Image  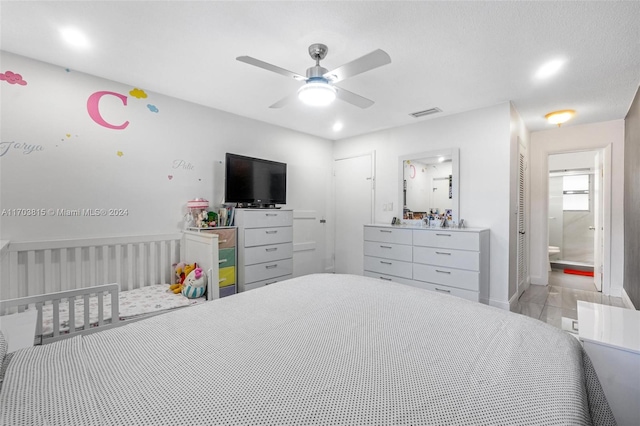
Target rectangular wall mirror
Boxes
[398,148,459,225]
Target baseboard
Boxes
[621,288,636,310]
[487,298,510,311]
[530,274,548,286]
[508,287,526,311]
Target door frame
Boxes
[333,151,376,273]
[544,146,611,294]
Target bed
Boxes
[0,274,615,425]
[0,231,220,343]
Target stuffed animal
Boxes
[170,262,197,294]
[182,267,207,299]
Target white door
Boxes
[334,153,374,275]
[593,150,603,291]
[517,141,527,295]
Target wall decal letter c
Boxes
[87,91,129,130]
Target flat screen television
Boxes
[225,153,287,207]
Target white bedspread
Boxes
[0,274,615,425]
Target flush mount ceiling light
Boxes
[59,27,90,48]
[298,78,337,107]
[332,121,344,132]
[535,59,565,79]
[545,110,576,127]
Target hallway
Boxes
[511,270,625,329]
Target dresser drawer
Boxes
[202,228,236,248]
[218,248,236,268]
[244,274,293,292]
[413,263,479,292]
[219,285,236,298]
[413,246,479,271]
[218,266,236,287]
[364,241,412,262]
[245,226,293,247]
[407,280,479,302]
[241,210,293,228]
[413,230,479,251]
[364,226,412,245]
[244,258,293,284]
[363,271,416,287]
[364,256,412,279]
[244,243,293,265]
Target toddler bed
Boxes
[0,231,220,344]
[0,274,615,425]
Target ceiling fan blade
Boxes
[323,49,391,83]
[269,93,299,109]
[335,87,375,109]
[236,56,306,81]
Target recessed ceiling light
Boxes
[535,59,564,79]
[59,27,90,48]
[332,122,343,132]
[545,109,576,127]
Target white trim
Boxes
[540,146,612,295]
[488,298,511,311]
[398,148,459,224]
[621,288,636,310]
[334,151,376,225]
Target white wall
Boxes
[333,102,514,308]
[0,52,334,275]
[529,120,625,296]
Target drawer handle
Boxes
[435,269,451,274]
[435,287,451,293]
[265,264,278,269]
[266,230,278,234]
[379,230,392,233]
[265,281,277,285]
[218,259,227,264]
[218,239,228,244]
[219,278,227,283]
[380,245,392,249]
[379,276,392,281]
[265,213,278,217]
[435,251,451,255]
[380,261,393,265]
[435,233,452,237]
[265,247,278,252]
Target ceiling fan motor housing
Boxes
[306,65,329,80]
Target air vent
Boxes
[409,107,442,118]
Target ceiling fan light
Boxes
[545,109,575,127]
[298,81,336,107]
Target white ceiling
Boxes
[2,1,639,141]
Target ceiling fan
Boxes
[236,43,391,109]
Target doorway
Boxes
[547,150,604,292]
[334,153,374,275]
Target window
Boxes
[562,174,589,211]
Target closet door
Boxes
[517,140,528,296]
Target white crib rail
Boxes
[0,283,119,344]
[0,234,182,300]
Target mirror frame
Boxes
[398,148,459,225]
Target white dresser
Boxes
[235,209,293,292]
[577,301,640,426]
[363,224,489,303]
